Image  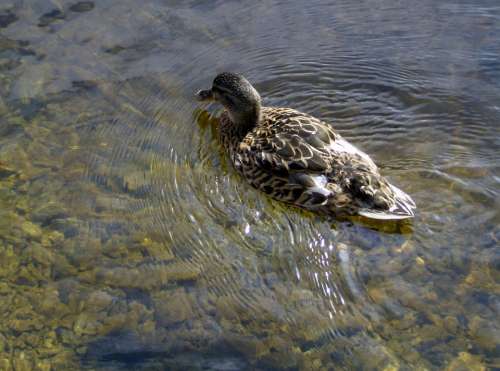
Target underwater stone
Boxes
[38,9,65,27]
[0,96,6,115]
[349,337,397,371]
[140,237,175,261]
[44,340,61,358]
[29,243,54,266]
[41,230,65,248]
[223,333,267,360]
[49,349,78,368]
[138,319,156,334]
[104,45,126,55]
[172,261,203,281]
[8,314,43,332]
[32,203,69,226]
[73,313,102,336]
[21,221,42,240]
[0,243,20,277]
[52,254,78,278]
[417,324,447,344]
[11,65,53,101]
[15,198,29,215]
[34,360,52,371]
[0,358,11,370]
[367,286,386,305]
[0,10,18,28]
[94,267,137,288]
[69,2,95,13]
[153,288,194,326]
[85,290,113,312]
[39,289,70,317]
[258,336,298,369]
[443,316,460,334]
[56,328,78,346]
[0,162,17,179]
[16,264,48,286]
[122,170,149,194]
[72,80,98,90]
[96,311,137,339]
[101,239,129,259]
[16,332,42,349]
[215,296,239,321]
[50,218,80,238]
[445,352,486,371]
[75,346,87,355]
[469,316,499,351]
[0,333,6,353]
[298,352,328,371]
[12,353,32,371]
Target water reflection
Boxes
[0,0,499,369]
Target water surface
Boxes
[0,0,499,369]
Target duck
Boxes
[196,72,416,220]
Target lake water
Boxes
[0,0,499,369]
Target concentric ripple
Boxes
[71,0,500,368]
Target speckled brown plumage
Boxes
[197,72,416,220]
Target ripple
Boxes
[73,0,500,367]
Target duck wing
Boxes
[241,107,340,174]
[237,107,416,219]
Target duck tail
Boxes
[358,184,416,220]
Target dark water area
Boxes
[0,0,499,369]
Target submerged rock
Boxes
[50,218,80,238]
[12,353,33,371]
[469,316,499,351]
[140,237,175,261]
[445,352,486,371]
[0,162,17,179]
[38,9,65,27]
[32,203,69,226]
[223,333,268,361]
[69,1,95,13]
[21,221,42,240]
[73,313,102,337]
[0,243,20,277]
[153,288,195,326]
[0,10,18,28]
[0,359,11,370]
[39,288,70,318]
[85,290,114,312]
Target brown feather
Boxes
[217,106,415,219]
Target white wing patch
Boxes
[305,175,331,197]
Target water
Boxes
[0,0,499,369]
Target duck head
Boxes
[196,72,261,128]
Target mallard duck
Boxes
[196,72,416,220]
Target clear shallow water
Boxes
[0,0,499,369]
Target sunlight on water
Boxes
[0,0,498,369]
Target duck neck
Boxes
[230,102,261,139]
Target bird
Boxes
[196,72,416,220]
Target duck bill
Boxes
[195,89,214,102]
